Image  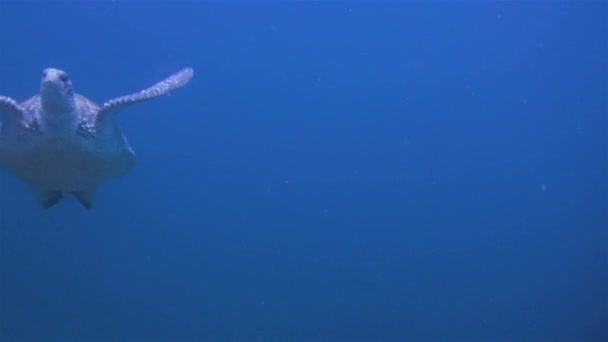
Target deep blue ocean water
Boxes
[0,2,606,341]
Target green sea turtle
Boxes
[0,67,193,209]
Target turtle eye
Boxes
[60,73,69,82]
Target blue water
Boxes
[1,2,606,341]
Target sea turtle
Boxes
[0,67,193,209]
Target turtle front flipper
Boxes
[96,68,193,123]
[34,190,64,209]
[0,96,25,123]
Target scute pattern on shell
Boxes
[75,95,102,137]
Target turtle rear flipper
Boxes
[35,190,64,209]
[34,190,95,209]
[71,190,96,210]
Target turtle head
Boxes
[40,68,76,114]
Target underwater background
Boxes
[0,1,606,341]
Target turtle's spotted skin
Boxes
[0,67,193,209]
